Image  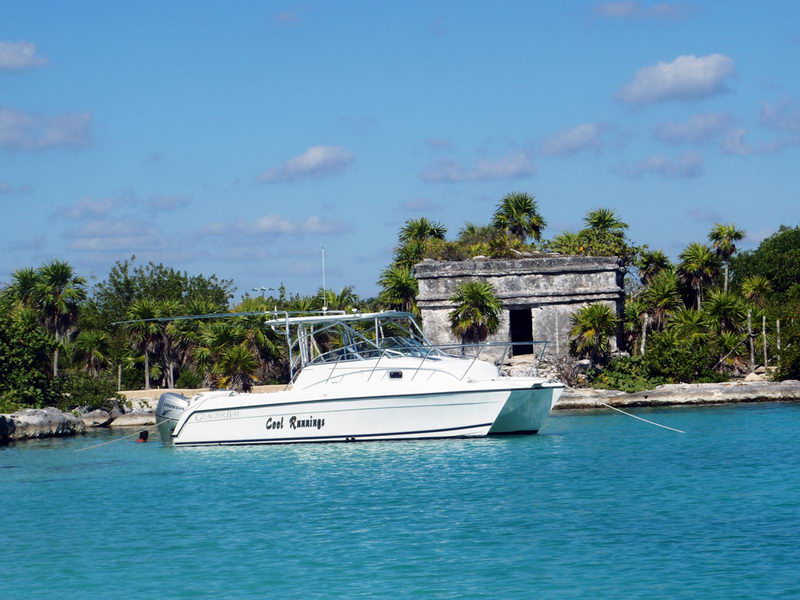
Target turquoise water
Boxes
[2,402,799,599]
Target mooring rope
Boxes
[74,423,161,452]
[596,400,686,434]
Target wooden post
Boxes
[640,313,649,356]
[777,319,781,364]
[762,314,768,369]
[747,310,755,372]
[117,363,122,391]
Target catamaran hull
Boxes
[162,384,562,446]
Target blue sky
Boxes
[2,1,798,298]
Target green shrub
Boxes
[643,334,726,384]
[590,355,662,392]
[774,320,800,381]
[55,370,126,412]
[0,312,58,411]
[175,368,203,389]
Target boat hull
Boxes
[166,382,561,446]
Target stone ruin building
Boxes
[414,255,625,362]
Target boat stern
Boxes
[488,382,563,435]
[155,392,190,445]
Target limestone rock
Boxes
[81,409,113,428]
[110,411,155,427]
[1,407,86,442]
[553,380,800,411]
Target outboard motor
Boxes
[155,392,190,445]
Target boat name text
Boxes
[266,416,326,430]
[194,410,239,422]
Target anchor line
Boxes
[596,400,686,434]
[74,423,160,452]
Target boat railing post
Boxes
[498,342,511,376]
[367,349,387,382]
[411,346,434,382]
[326,354,344,384]
[460,342,487,381]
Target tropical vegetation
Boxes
[377,194,799,389]
[1,198,797,414]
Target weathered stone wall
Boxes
[415,256,625,358]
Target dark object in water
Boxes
[136,430,149,443]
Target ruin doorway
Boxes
[509,308,533,356]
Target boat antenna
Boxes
[321,246,327,313]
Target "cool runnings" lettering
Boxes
[265,415,326,430]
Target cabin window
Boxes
[389,371,403,379]
[509,308,533,356]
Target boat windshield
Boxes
[262,311,449,377]
[307,335,445,366]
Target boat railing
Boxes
[296,339,549,385]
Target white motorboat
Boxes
[155,310,564,446]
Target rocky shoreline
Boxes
[555,379,800,410]
[2,380,799,443]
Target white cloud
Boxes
[243,215,349,235]
[146,195,191,212]
[67,219,164,252]
[618,152,704,178]
[541,123,604,155]
[617,54,735,104]
[687,207,723,223]
[396,197,442,213]
[595,1,640,17]
[56,197,119,220]
[201,214,350,237]
[419,152,535,183]
[4,234,46,252]
[426,137,453,150]
[0,41,48,71]
[594,2,690,20]
[720,128,793,156]
[257,145,354,183]
[760,99,800,133]
[0,181,33,195]
[654,112,733,144]
[0,107,92,151]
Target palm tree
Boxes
[637,249,671,285]
[741,275,771,308]
[4,267,40,310]
[214,344,259,392]
[678,243,720,309]
[457,223,495,245]
[125,298,161,389]
[377,265,419,314]
[448,281,502,347]
[584,208,628,233]
[667,308,708,343]
[623,297,648,355]
[708,223,745,292]
[157,299,183,388]
[392,239,427,269]
[715,331,748,374]
[491,192,547,242]
[704,290,747,334]
[399,217,447,243]
[33,260,87,377]
[642,269,682,330]
[568,303,619,368]
[73,329,111,376]
[548,231,583,255]
[319,286,360,311]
